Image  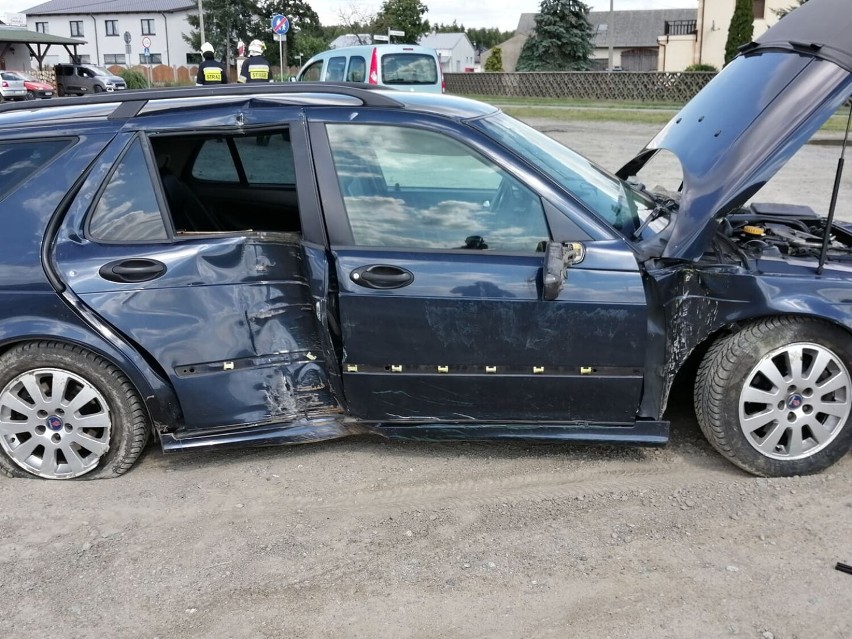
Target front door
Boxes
[310,116,648,424]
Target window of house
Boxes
[89,140,168,242]
[326,124,550,252]
[78,55,91,64]
[139,53,162,64]
[70,21,84,37]
[104,54,126,65]
[186,52,202,64]
[141,19,155,35]
[753,0,766,19]
[35,22,48,34]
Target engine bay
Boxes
[718,203,852,261]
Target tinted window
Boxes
[191,131,295,186]
[0,140,70,203]
[346,56,366,82]
[380,54,438,85]
[89,140,167,242]
[327,124,549,251]
[300,60,323,81]
[326,56,346,82]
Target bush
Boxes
[684,63,718,73]
[117,69,148,89]
[485,47,503,72]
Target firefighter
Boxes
[196,42,227,85]
[238,39,272,83]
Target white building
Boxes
[419,32,476,73]
[23,0,196,69]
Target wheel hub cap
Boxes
[0,368,112,479]
[739,342,850,461]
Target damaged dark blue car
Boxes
[1,0,851,480]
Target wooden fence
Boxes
[444,71,717,103]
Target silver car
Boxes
[0,71,26,102]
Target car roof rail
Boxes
[0,82,405,118]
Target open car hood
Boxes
[618,0,852,261]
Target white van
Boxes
[296,44,444,94]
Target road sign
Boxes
[141,36,151,49]
[373,34,390,42]
[388,29,405,37]
[144,47,150,55]
[271,14,289,35]
[123,31,131,44]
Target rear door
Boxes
[309,112,648,424]
[51,117,338,433]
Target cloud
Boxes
[313,0,697,32]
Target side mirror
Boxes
[542,242,585,301]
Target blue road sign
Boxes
[271,14,290,35]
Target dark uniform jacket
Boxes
[239,55,271,83]
[197,59,227,85]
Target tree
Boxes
[373,0,430,44]
[467,27,514,51]
[516,0,594,72]
[183,0,261,69]
[256,0,323,67]
[725,0,754,64]
[484,47,503,72]
[775,0,808,19]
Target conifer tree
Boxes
[516,0,594,71]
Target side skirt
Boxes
[160,418,670,452]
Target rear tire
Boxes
[25,91,35,101]
[0,342,150,480]
[695,317,852,476]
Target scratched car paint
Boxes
[0,0,851,481]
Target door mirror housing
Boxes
[542,242,585,301]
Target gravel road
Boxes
[1,118,850,639]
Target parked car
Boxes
[296,44,444,93]
[0,71,26,102]
[0,0,850,481]
[6,71,55,100]
[54,63,126,96]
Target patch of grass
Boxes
[456,94,683,109]
[503,107,675,125]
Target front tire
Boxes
[0,342,150,480]
[695,317,852,476]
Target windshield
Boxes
[8,71,33,81]
[84,65,112,77]
[475,112,665,238]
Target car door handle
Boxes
[98,259,167,283]
[350,265,414,289]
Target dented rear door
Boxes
[52,130,338,432]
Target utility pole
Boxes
[198,0,205,45]
[608,0,614,71]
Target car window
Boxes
[380,54,438,85]
[191,132,295,186]
[346,56,366,82]
[327,124,549,252]
[300,60,323,82]
[0,140,71,203]
[89,140,168,242]
[326,56,346,82]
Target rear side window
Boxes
[326,56,346,82]
[191,131,296,186]
[381,53,438,85]
[0,140,70,203]
[346,56,366,82]
[300,60,323,81]
[89,140,168,242]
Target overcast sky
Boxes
[1,1,699,33]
